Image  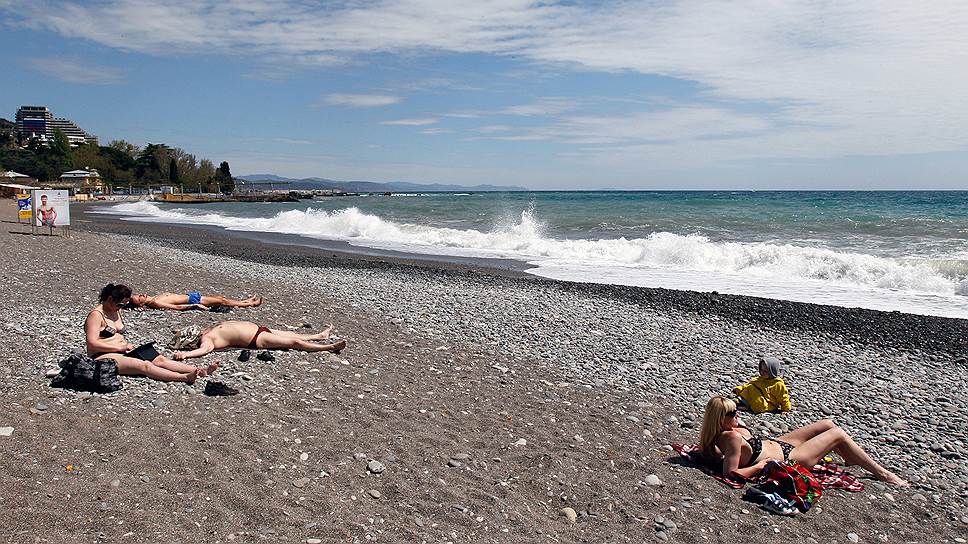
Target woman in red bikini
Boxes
[699,396,908,486]
[170,321,345,360]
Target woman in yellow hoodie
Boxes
[733,356,791,413]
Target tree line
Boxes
[0,125,234,193]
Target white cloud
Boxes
[273,138,316,145]
[321,93,401,107]
[421,128,453,134]
[5,1,968,161]
[24,56,125,84]
[381,117,439,126]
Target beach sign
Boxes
[16,193,31,222]
[31,189,70,228]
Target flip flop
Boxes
[238,350,251,362]
[203,381,240,396]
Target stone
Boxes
[644,474,662,486]
[0,427,12,437]
[110,479,120,487]
[447,459,462,468]
[561,507,577,524]
[847,533,859,543]
[292,478,310,488]
[656,530,668,541]
[306,539,323,544]
[368,489,381,499]
[45,368,60,378]
[367,460,385,474]
[299,452,309,461]
[512,438,527,447]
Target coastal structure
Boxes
[57,168,105,194]
[15,105,97,147]
[2,170,36,184]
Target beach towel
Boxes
[671,443,865,492]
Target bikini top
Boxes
[95,310,126,338]
[744,434,763,466]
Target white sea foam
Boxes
[99,201,968,318]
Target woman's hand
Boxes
[173,352,186,361]
[122,343,135,352]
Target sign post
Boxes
[16,193,31,224]
[30,189,70,237]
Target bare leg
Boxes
[789,426,909,487]
[777,419,837,446]
[257,332,346,353]
[202,295,263,308]
[267,325,333,341]
[151,355,209,375]
[105,355,197,383]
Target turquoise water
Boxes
[101,191,968,318]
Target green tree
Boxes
[169,157,179,183]
[215,161,234,193]
[134,143,168,182]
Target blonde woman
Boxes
[699,396,908,486]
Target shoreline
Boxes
[77,203,968,356]
[2,200,966,542]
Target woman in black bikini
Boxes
[85,284,218,383]
[169,320,346,360]
[699,396,908,486]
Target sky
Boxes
[1,0,967,190]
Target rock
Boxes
[366,460,385,474]
[140,475,150,483]
[292,478,310,488]
[451,453,471,461]
[110,479,120,487]
[353,453,367,461]
[367,489,381,499]
[299,452,309,461]
[45,368,60,378]
[561,507,577,524]
[847,533,859,543]
[0,427,12,437]
[656,529,668,541]
[511,438,527,447]
[447,459,462,468]
[306,539,323,544]
[644,474,662,486]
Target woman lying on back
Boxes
[699,396,908,486]
[86,283,218,383]
[170,320,346,360]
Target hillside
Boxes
[239,174,527,192]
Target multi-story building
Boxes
[15,105,97,146]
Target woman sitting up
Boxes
[86,284,218,383]
[130,291,263,311]
[699,396,908,486]
[170,321,346,360]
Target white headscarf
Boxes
[171,325,203,349]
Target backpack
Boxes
[50,353,123,393]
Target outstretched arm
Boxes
[173,339,216,360]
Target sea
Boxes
[96,191,968,319]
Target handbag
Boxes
[50,353,123,393]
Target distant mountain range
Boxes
[238,174,527,193]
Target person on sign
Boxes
[37,194,57,227]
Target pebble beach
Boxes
[1,201,966,543]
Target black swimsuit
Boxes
[91,311,126,358]
[742,433,795,467]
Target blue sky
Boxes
[1,0,967,190]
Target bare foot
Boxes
[197,361,220,378]
[249,296,263,306]
[184,369,199,385]
[317,324,334,339]
[327,339,347,352]
[879,470,910,487]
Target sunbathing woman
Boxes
[130,291,263,311]
[699,396,908,486]
[86,284,218,383]
[171,320,346,360]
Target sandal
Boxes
[256,351,275,362]
[238,349,251,362]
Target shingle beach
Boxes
[1,201,966,543]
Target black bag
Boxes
[50,353,123,393]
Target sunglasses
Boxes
[725,410,738,418]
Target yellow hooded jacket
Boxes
[735,376,791,413]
